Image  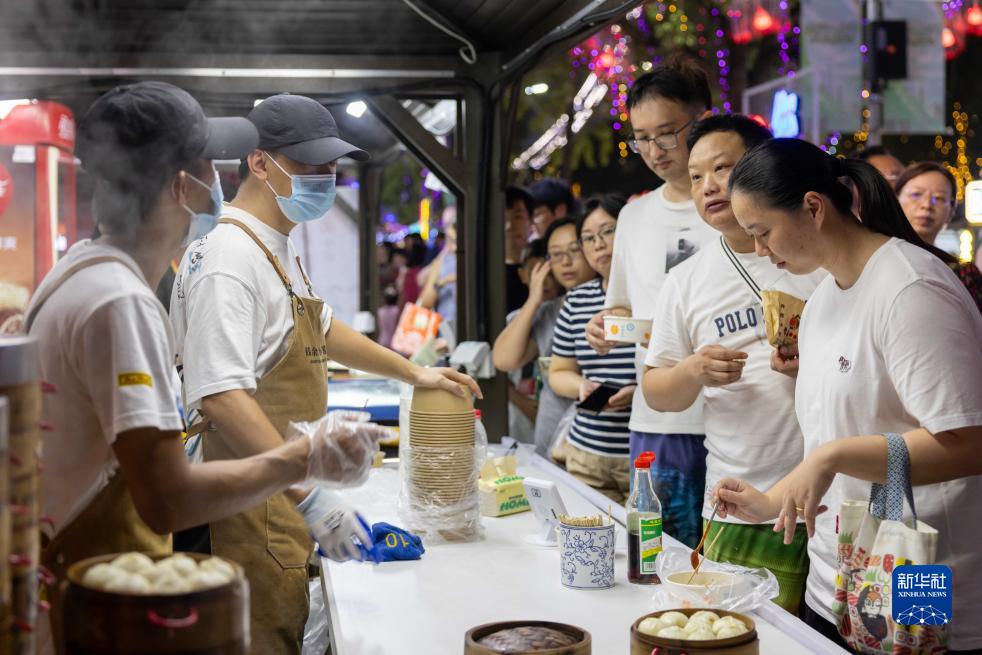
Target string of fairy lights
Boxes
[513,0,979,201]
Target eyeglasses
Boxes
[900,188,954,208]
[579,224,616,249]
[627,118,695,153]
[545,243,584,262]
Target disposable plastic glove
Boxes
[297,487,376,563]
[288,413,386,488]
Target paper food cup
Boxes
[603,316,652,344]
[760,290,806,348]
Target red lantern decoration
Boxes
[966,3,982,36]
[944,14,967,60]
[752,6,778,35]
[727,1,755,44]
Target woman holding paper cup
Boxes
[548,195,639,502]
[711,138,982,650]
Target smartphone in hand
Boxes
[576,381,623,415]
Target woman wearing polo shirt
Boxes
[548,196,637,502]
[713,139,982,652]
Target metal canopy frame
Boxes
[0,0,643,439]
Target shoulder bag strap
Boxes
[868,432,918,523]
[719,235,762,302]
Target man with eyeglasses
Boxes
[584,58,717,549]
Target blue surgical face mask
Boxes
[181,167,223,247]
[263,151,336,223]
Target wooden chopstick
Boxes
[687,523,727,584]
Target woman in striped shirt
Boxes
[549,195,637,502]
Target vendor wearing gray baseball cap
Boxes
[170,93,479,655]
[28,83,384,653]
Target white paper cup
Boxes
[603,316,653,344]
[558,523,615,589]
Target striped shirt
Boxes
[551,278,636,456]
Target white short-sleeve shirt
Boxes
[795,238,982,649]
[27,241,184,531]
[605,186,718,434]
[647,237,825,523]
[170,205,333,418]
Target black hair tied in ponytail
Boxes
[729,138,955,264]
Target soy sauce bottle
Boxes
[626,451,662,584]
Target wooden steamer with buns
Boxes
[61,552,249,654]
[631,609,758,655]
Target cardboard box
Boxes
[478,456,530,517]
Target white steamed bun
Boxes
[659,611,688,628]
[717,624,750,638]
[199,556,235,582]
[686,628,717,640]
[81,563,116,589]
[158,553,198,578]
[712,616,747,635]
[111,552,155,575]
[657,626,688,639]
[637,617,665,636]
[689,610,720,623]
[103,572,151,595]
[188,569,229,591]
[151,570,192,594]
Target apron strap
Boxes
[295,255,316,298]
[218,217,295,293]
[25,255,138,332]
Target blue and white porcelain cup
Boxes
[558,522,615,589]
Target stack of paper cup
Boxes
[403,387,482,541]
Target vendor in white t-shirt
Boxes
[170,93,480,655]
[643,116,824,613]
[714,138,982,651]
[584,58,715,548]
[26,82,382,653]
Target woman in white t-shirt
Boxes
[713,138,982,652]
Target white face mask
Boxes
[180,166,223,247]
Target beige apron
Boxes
[188,218,328,655]
[25,254,172,653]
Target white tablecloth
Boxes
[319,448,848,654]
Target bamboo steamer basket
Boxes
[630,609,759,655]
[465,620,591,654]
[61,553,249,654]
[0,335,41,654]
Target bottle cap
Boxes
[475,410,482,419]
[634,452,655,469]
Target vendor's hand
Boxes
[773,449,834,544]
[526,261,553,306]
[604,384,636,411]
[683,346,748,387]
[578,379,600,402]
[712,477,779,524]
[298,488,373,562]
[586,309,625,356]
[301,415,386,488]
[313,509,373,562]
[412,367,483,399]
[770,345,799,378]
